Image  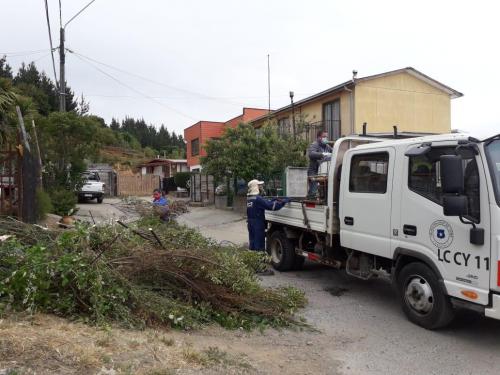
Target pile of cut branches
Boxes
[0,217,305,330]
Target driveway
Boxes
[179,205,500,375]
[75,197,128,224]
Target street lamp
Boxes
[289,91,296,139]
[59,0,97,111]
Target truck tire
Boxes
[268,230,296,271]
[97,196,104,204]
[397,262,455,330]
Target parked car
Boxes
[78,171,105,203]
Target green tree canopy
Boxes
[201,123,307,181]
[38,112,105,187]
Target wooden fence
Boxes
[117,174,160,196]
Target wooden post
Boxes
[15,106,31,153]
[31,120,43,189]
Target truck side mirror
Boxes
[440,155,468,217]
[443,195,468,216]
[440,155,464,194]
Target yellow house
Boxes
[251,67,462,139]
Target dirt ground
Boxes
[0,313,339,375]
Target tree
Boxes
[38,112,104,188]
[110,117,120,131]
[201,123,307,182]
[0,56,13,79]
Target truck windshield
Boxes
[486,139,500,205]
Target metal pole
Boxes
[59,27,66,111]
[290,91,296,139]
[267,54,271,114]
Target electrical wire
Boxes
[0,49,49,57]
[43,0,59,86]
[68,51,197,121]
[32,52,52,63]
[70,50,244,108]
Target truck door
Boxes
[398,146,491,305]
[340,148,395,258]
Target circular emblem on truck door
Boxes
[429,220,454,249]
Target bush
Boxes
[35,189,53,221]
[174,172,191,189]
[0,218,307,330]
[49,189,78,216]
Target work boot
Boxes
[257,269,275,276]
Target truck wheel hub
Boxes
[405,276,434,314]
[271,240,283,263]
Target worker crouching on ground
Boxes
[246,179,290,254]
[307,130,332,198]
[152,188,170,221]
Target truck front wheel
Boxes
[397,262,455,329]
[268,230,296,271]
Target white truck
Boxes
[78,171,105,203]
[265,131,500,329]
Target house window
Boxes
[349,152,389,194]
[191,138,199,156]
[278,117,291,135]
[408,148,480,222]
[323,100,340,140]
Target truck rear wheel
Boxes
[268,230,296,271]
[397,262,455,329]
[97,196,104,204]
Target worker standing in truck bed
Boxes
[307,130,332,198]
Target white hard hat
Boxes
[248,179,264,188]
[248,179,264,195]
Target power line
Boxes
[0,49,49,57]
[69,51,197,121]
[70,50,244,108]
[43,0,59,86]
[33,52,52,63]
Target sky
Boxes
[1,0,500,138]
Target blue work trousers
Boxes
[248,218,266,251]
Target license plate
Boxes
[85,194,93,197]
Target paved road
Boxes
[75,197,128,224]
[176,206,248,246]
[179,206,500,375]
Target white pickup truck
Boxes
[265,132,500,329]
[78,171,105,203]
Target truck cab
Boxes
[265,133,500,329]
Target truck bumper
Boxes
[79,192,103,199]
[485,294,500,320]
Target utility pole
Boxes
[59,27,66,111]
[58,0,97,112]
[289,91,296,140]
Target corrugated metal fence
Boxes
[190,173,214,204]
[117,174,160,196]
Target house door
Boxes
[323,100,340,140]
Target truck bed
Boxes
[265,201,331,233]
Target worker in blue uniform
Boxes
[246,179,290,251]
